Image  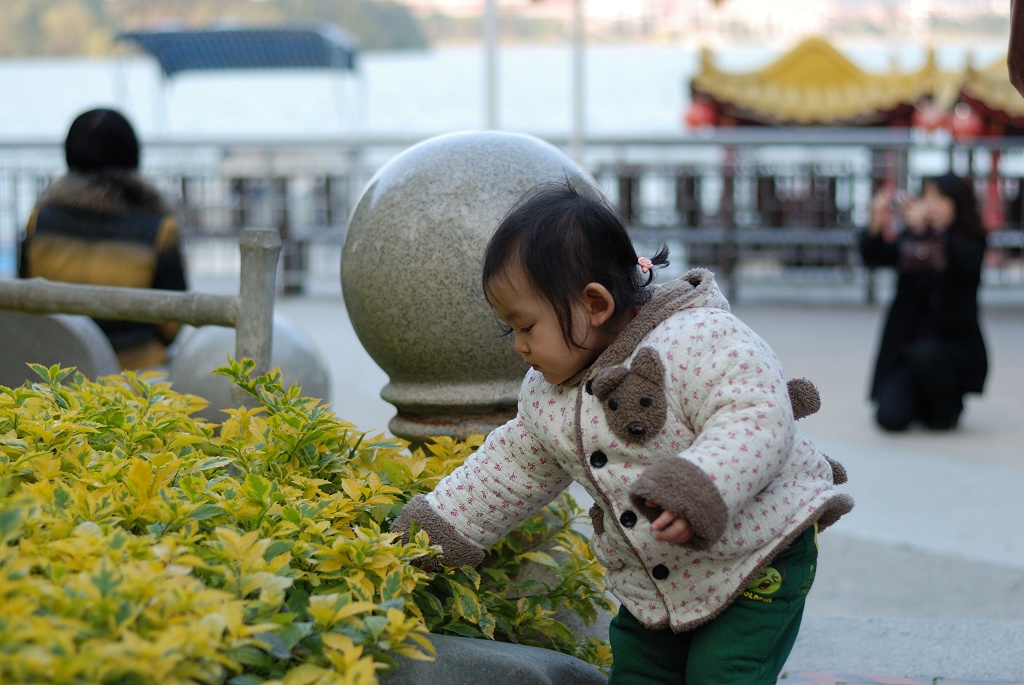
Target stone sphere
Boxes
[341,131,598,442]
[0,311,120,387]
[168,315,330,423]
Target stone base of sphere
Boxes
[381,379,521,442]
[388,407,519,444]
[168,315,330,423]
[341,130,599,442]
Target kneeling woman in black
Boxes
[860,173,989,431]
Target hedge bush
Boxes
[0,360,613,684]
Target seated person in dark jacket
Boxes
[19,108,187,370]
[859,173,988,432]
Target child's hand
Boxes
[646,500,694,544]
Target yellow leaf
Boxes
[320,632,355,653]
[241,571,292,605]
[306,594,377,629]
[125,459,155,498]
[29,453,61,480]
[282,663,334,685]
[403,631,436,659]
[324,647,377,681]
[406,456,427,479]
[340,479,364,502]
[213,527,261,558]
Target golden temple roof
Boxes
[960,54,1024,122]
[691,37,940,126]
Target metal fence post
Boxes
[235,227,281,378]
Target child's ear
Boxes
[581,282,616,328]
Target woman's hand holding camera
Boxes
[868,186,894,236]
[869,185,931,236]
[901,197,929,234]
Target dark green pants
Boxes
[608,524,818,685]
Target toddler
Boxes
[394,180,853,684]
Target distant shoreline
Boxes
[0,41,1008,141]
[0,32,1010,60]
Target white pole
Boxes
[570,0,585,161]
[484,0,498,130]
[909,0,930,44]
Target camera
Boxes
[890,190,909,210]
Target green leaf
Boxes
[91,564,120,597]
[275,622,314,649]
[228,676,265,685]
[459,566,481,589]
[0,507,23,541]
[194,456,236,471]
[244,473,271,501]
[287,586,310,616]
[109,531,128,550]
[254,631,292,660]
[115,601,135,626]
[364,615,389,639]
[479,567,509,585]
[190,503,224,521]
[264,539,293,561]
[379,597,405,612]
[414,590,445,625]
[380,570,403,601]
[477,612,497,639]
[451,584,483,623]
[439,621,484,639]
[53,485,71,511]
[227,645,275,669]
[102,671,147,685]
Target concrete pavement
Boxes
[269,284,1024,682]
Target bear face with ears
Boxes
[591,348,828,447]
[591,346,668,442]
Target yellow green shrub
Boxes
[0,360,613,684]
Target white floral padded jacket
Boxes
[394,268,853,632]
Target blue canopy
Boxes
[117,25,358,78]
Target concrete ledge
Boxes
[380,633,607,685]
[783,616,1024,682]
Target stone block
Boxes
[0,310,120,387]
[380,633,607,685]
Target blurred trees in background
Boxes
[0,0,427,57]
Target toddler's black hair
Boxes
[482,179,669,348]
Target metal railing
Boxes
[0,228,281,384]
[2,130,1022,302]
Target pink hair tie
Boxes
[638,257,653,274]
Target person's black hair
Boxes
[65,108,140,173]
[925,173,985,237]
[482,179,669,348]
